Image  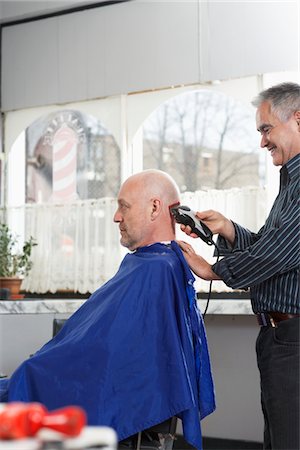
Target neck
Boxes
[137,231,175,250]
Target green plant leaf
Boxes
[0,223,38,278]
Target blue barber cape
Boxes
[3,242,215,449]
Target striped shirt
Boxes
[212,153,300,314]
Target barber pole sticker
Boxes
[52,125,78,202]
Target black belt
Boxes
[256,312,300,328]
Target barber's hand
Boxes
[180,209,235,245]
[177,240,220,281]
[179,224,201,239]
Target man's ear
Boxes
[294,111,300,130]
[150,199,161,220]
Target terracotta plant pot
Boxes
[0,277,23,296]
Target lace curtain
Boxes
[1,198,122,294]
[0,187,267,294]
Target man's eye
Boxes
[261,127,272,135]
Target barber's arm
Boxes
[214,198,300,288]
[179,189,300,288]
[180,209,263,254]
[177,216,260,281]
[183,194,299,288]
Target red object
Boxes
[0,402,86,440]
[9,294,25,300]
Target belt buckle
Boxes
[269,316,276,328]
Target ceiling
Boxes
[0,1,115,24]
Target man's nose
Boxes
[260,133,268,148]
[113,210,121,222]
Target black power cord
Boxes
[202,240,220,318]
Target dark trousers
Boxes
[256,317,300,450]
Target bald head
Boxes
[114,170,180,250]
[126,169,180,205]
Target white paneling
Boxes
[104,2,158,93]
[104,1,199,93]
[2,18,59,110]
[1,1,299,111]
[57,11,90,102]
[2,26,27,109]
[1,1,200,110]
[152,2,199,87]
[85,8,106,99]
[203,1,299,82]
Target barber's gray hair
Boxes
[252,82,300,122]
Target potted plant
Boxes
[0,223,37,298]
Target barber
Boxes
[178,82,300,450]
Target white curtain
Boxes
[1,187,267,294]
[1,198,122,294]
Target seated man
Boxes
[0,170,215,450]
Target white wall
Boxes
[202,315,263,442]
[1,1,299,111]
[0,313,71,377]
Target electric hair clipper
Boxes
[170,205,213,245]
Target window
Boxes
[26,110,120,203]
[142,89,262,191]
[4,109,122,294]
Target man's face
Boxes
[256,101,299,166]
[113,179,151,251]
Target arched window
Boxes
[142,89,262,191]
[25,110,120,203]
[5,110,122,294]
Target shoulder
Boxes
[136,249,182,273]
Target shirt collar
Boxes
[280,153,300,186]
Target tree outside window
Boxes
[143,89,262,192]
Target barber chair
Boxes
[52,318,68,337]
[52,319,178,450]
[118,417,177,450]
